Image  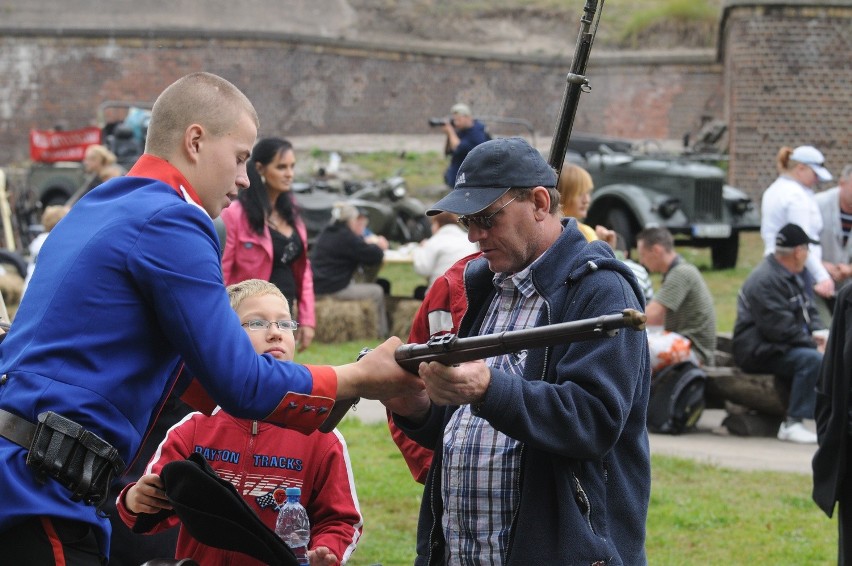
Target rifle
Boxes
[394,308,644,373]
[548,0,604,175]
[318,308,645,433]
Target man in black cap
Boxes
[385,137,651,564]
[733,222,828,443]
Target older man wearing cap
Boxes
[441,102,490,188]
[386,137,651,564]
[761,144,835,300]
[733,222,828,444]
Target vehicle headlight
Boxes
[656,198,680,219]
[732,199,752,214]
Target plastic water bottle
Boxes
[275,487,310,565]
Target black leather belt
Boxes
[0,407,37,448]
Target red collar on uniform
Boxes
[128,154,204,207]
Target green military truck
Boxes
[567,133,760,269]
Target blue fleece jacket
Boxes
[396,219,651,565]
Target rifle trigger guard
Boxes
[426,333,457,349]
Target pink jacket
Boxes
[221,201,316,328]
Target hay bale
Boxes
[387,296,423,339]
[314,296,378,343]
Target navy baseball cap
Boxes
[427,137,557,216]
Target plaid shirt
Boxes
[441,263,545,565]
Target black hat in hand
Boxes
[133,452,297,566]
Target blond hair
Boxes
[145,72,259,158]
[41,205,69,232]
[85,144,117,167]
[557,164,594,217]
[226,279,289,313]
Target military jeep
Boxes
[566,133,760,269]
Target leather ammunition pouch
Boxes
[0,409,125,507]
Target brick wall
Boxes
[0,30,718,166]
[721,1,852,199]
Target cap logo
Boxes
[457,172,466,185]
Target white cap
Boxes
[450,103,472,116]
[331,202,366,223]
[791,145,833,182]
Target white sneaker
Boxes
[777,421,817,444]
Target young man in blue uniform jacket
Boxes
[0,72,420,564]
[386,137,651,565]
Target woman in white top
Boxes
[761,144,835,299]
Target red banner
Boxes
[29,127,102,163]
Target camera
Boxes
[428,117,448,127]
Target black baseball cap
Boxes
[427,137,557,216]
[775,223,819,248]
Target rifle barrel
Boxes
[547,0,601,174]
[394,308,645,373]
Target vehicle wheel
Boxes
[711,232,739,270]
[605,207,635,248]
[0,249,28,279]
[44,194,69,207]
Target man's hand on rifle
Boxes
[382,389,431,425]
[336,337,425,400]
[419,360,491,408]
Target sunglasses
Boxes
[457,197,517,231]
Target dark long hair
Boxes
[239,137,297,235]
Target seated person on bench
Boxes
[732,223,827,444]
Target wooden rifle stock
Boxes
[548,0,603,175]
[394,308,645,373]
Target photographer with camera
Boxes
[431,102,490,188]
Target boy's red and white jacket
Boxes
[117,409,363,565]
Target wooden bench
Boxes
[703,333,790,437]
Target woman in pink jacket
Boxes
[222,138,316,350]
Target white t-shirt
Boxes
[412,223,478,287]
[760,175,829,283]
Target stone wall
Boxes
[720,1,852,197]
[3,2,850,203]
[0,29,719,166]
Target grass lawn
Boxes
[300,228,837,565]
[327,420,836,566]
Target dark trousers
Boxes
[840,437,852,566]
[843,485,852,565]
[0,516,105,565]
[765,346,822,420]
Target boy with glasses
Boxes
[118,279,360,565]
